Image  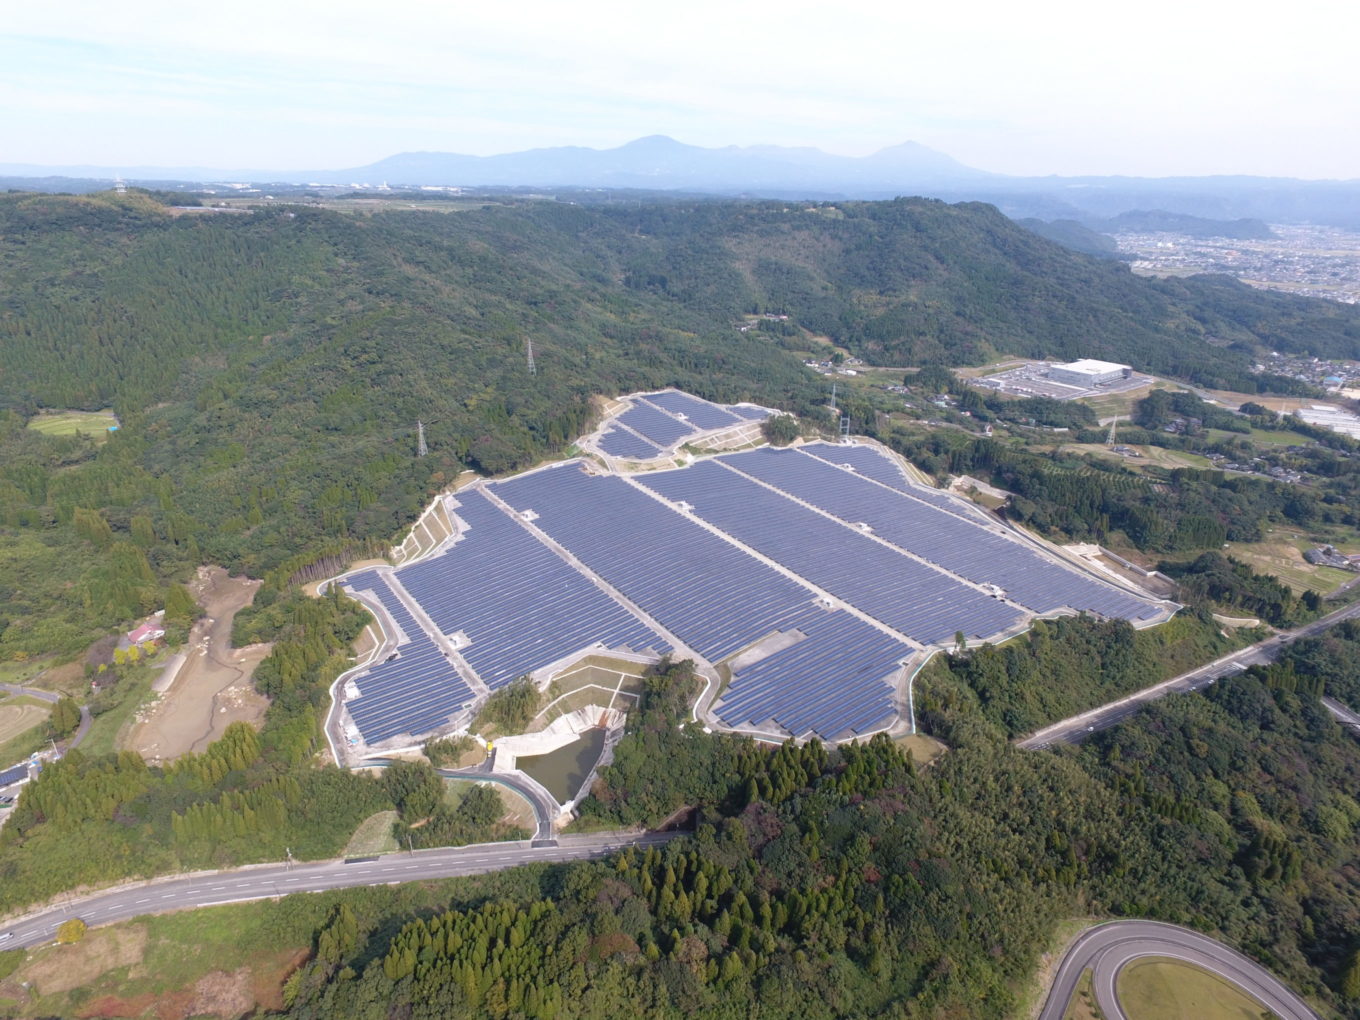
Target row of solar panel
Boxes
[718,606,906,739]
[637,461,1024,645]
[723,447,1162,622]
[492,465,817,665]
[0,764,28,788]
[492,465,916,740]
[598,391,771,457]
[396,490,670,689]
[342,571,476,744]
[800,443,992,524]
[598,425,663,459]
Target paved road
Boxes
[1039,920,1320,1020]
[437,760,561,844]
[1019,599,1360,749]
[0,830,677,950]
[1323,696,1360,734]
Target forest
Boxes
[276,636,1360,1018]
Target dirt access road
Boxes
[127,568,271,762]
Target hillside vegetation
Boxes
[2,189,1359,657]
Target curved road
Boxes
[0,681,92,754]
[1040,920,1320,1020]
[0,830,677,950]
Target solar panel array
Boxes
[617,402,697,448]
[722,447,1164,621]
[800,442,988,522]
[598,425,663,459]
[397,489,669,690]
[719,606,906,739]
[727,404,772,421]
[0,764,27,787]
[342,571,476,744]
[492,465,816,663]
[642,390,744,430]
[800,441,913,491]
[339,399,1168,746]
[637,461,1023,644]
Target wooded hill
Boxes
[3,189,1360,656]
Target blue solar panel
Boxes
[727,404,772,421]
[617,402,698,448]
[396,490,670,689]
[598,426,663,459]
[642,391,744,430]
[636,461,1025,645]
[492,465,816,663]
[341,571,477,744]
[0,764,27,787]
[722,447,1164,622]
[337,396,1167,746]
[717,606,908,740]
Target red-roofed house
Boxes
[127,621,165,646]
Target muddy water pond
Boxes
[516,727,607,803]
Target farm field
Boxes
[24,409,119,442]
[1053,441,1212,472]
[0,696,48,743]
[1221,528,1357,594]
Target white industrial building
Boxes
[1049,359,1132,387]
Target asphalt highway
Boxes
[1019,599,1360,749]
[1323,696,1360,733]
[0,830,677,950]
[1039,920,1320,1020]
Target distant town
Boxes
[1118,223,1360,304]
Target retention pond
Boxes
[515,727,607,803]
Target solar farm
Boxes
[331,389,1176,752]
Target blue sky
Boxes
[3,0,1358,177]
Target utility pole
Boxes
[416,420,428,457]
[526,337,536,376]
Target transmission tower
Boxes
[114,176,127,195]
[416,420,428,457]
[526,337,536,375]
[1106,415,1119,446]
[840,415,851,443]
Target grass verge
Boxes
[1114,956,1266,1019]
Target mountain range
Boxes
[5,135,1360,227]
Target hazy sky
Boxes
[4,0,1358,178]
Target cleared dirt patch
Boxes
[894,733,947,766]
[16,924,148,997]
[126,567,271,762]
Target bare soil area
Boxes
[126,567,272,763]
